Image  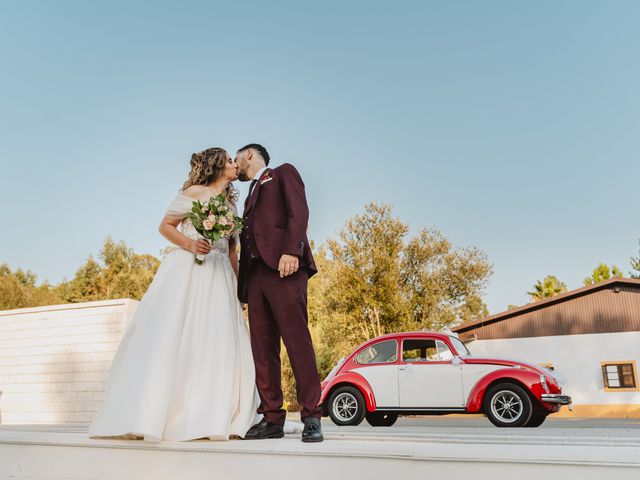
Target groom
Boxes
[235,144,324,443]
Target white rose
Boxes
[203,219,214,230]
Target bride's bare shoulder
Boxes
[181,185,205,199]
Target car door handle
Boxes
[399,365,412,372]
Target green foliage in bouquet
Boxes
[185,193,244,264]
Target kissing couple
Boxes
[89,144,324,443]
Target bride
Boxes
[89,147,263,441]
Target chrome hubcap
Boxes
[490,390,523,423]
[332,392,358,422]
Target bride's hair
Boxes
[181,147,239,203]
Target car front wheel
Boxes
[328,386,366,426]
[483,382,533,427]
[525,412,548,427]
[365,412,398,427]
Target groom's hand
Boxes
[278,254,299,278]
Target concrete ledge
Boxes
[1,426,639,480]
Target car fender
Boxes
[466,367,547,412]
[320,371,376,412]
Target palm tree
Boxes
[630,240,640,279]
[527,275,567,302]
[583,263,623,286]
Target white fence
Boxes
[0,299,137,424]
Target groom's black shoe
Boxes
[301,417,324,443]
[243,418,284,440]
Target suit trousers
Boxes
[247,259,322,426]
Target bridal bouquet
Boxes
[185,194,243,264]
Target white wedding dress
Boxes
[89,194,260,442]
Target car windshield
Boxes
[449,336,471,357]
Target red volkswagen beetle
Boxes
[320,332,571,428]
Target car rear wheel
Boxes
[328,386,366,426]
[483,382,533,427]
[365,412,398,427]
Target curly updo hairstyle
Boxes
[181,147,239,203]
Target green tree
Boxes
[13,268,37,288]
[58,237,160,303]
[100,238,160,300]
[0,263,62,310]
[527,275,567,301]
[583,263,623,286]
[401,227,490,330]
[0,264,30,310]
[323,204,409,341]
[307,203,492,381]
[631,240,640,279]
[31,280,63,306]
[57,256,103,302]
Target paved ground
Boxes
[333,415,640,429]
[318,416,640,445]
[3,416,640,446]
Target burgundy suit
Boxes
[238,163,321,426]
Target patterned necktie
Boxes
[245,179,258,209]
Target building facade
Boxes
[453,278,640,417]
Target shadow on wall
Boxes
[18,334,112,425]
[40,347,110,425]
[0,300,134,426]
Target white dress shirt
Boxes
[248,166,267,197]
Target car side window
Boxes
[449,336,471,357]
[356,340,398,364]
[403,339,453,363]
[436,340,453,361]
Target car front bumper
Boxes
[541,394,572,405]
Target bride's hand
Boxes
[190,239,212,255]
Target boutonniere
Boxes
[259,171,273,185]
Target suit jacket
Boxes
[237,163,317,303]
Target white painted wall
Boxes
[0,299,138,424]
[467,332,640,405]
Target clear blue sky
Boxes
[1,0,638,313]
